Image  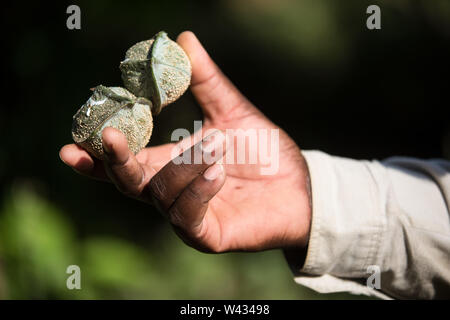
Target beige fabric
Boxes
[289,151,450,299]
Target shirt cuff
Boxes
[287,150,390,299]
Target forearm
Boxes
[286,151,450,299]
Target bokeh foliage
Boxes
[0,185,335,299]
[1,0,449,299]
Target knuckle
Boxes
[149,174,167,202]
[184,184,202,202]
[204,71,221,93]
[168,205,184,227]
[107,151,130,168]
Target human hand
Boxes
[59,31,312,253]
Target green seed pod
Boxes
[119,31,192,115]
[72,85,153,160]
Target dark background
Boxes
[1,0,449,299]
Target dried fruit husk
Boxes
[72,85,153,160]
[119,31,191,115]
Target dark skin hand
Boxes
[60,31,312,254]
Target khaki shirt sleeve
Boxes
[287,150,450,299]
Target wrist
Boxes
[281,151,312,269]
[281,151,312,250]
[298,152,313,247]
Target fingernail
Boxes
[203,163,223,181]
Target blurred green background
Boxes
[1,0,449,299]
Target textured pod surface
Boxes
[72,86,153,160]
[119,31,191,115]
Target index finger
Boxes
[147,130,226,211]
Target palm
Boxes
[206,115,308,251]
[141,108,309,252]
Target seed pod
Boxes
[72,85,153,160]
[119,31,191,115]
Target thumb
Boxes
[176,31,251,121]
